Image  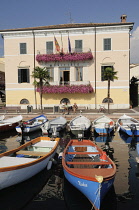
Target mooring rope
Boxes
[91,176,103,210]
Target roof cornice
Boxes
[0,22,134,33]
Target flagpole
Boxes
[68,32,71,53]
[61,33,63,53]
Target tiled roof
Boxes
[0,22,134,32]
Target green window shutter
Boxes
[27,69,30,83]
[104,39,111,51]
[20,43,27,54]
[46,42,53,54]
[75,40,82,52]
[101,66,105,81]
[18,69,21,83]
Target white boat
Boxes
[117,114,139,136]
[69,115,91,137]
[92,115,115,136]
[16,115,48,134]
[0,115,22,132]
[0,136,60,190]
[42,116,67,135]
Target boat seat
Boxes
[67,151,100,155]
[32,141,56,147]
[16,150,48,157]
[66,161,111,165]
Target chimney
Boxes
[121,14,127,23]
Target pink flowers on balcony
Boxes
[37,84,93,94]
[36,52,93,63]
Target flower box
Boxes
[36,52,93,63]
[37,84,93,94]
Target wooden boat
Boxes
[92,115,115,136]
[69,115,91,137]
[117,114,139,136]
[42,116,67,135]
[16,115,48,134]
[62,139,116,210]
[0,115,22,132]
[0,136,60,190]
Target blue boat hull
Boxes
[64,169,114,210]
[95,127,114,135]
[120,127,139,136]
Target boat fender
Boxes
[100,151,107,161]
[58,152,63,159]
[109,121,113,126]
[47,160,52,170]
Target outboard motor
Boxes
[130,124,136,132]
[130,124,136,137]
[105,123,110,135]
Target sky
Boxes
[0,0,139,63]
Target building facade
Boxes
[0,16,134,109]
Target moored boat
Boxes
[92,115,115,136]
[43,116,67,135]
[0,136,60,190]
[62,139,116,210]
[69,115,91,137]
[0,115,22,132]
[16,115,48,134]
[117,114,139,136]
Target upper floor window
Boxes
[103,38,111,51]
[75,40,82,52]
[20,43,27,54]
[46,41,53,54]
[101,66,113,81]
[76,67,83,81]
[47,67,54,82]
[18,69,30,83]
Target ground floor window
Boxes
[20,98,29,104]
[18,69,30,83]
[60,98,70,104]
[102,98,113,103]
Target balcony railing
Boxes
[37,48,91,55]
[49,81,90,86]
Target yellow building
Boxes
[0,15,134,109]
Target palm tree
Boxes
[32,66,50,112]
[103,67,118,113]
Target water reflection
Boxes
[1,129,139,209]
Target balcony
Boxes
[36,82,93,94]
[36,48,93,63]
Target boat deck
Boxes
[71,154,100,168]
[66,153,112,169]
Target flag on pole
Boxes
[54,36,60,52]
[68,35,71,53]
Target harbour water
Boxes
[0,128,139,210]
